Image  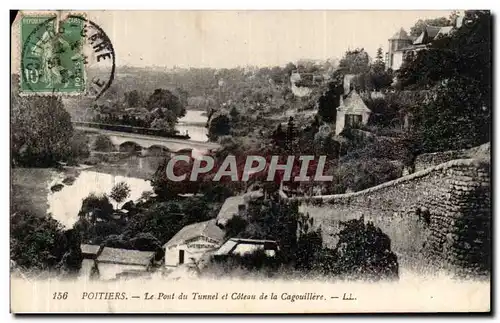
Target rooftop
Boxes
[389,28,412,41]
[97,247,155,266]
[338,89,371,115]
[214,238,279,256]
[216,191,264,224]
[410,25,455,46]
[163,219,225,248]
[81,244,101,256]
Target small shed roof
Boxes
[338,90,371,115]
[163,219,225,249]
[214,238,278,256]
[81,244,101,256]
[216,195,245,223]
[216,191,264,224]
[97,247,155,266]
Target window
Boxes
[345,114,362,128]
[178,249,185,264]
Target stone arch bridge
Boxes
[75,125,221,156]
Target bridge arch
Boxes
[144,145,171,157]
[175,148,194,155]
[119,141,143,153]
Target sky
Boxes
[14,10,453,69]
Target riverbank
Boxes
[11,152,157,228]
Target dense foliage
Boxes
[11,94,74,167]
[73,185,220,253]
[11,208,82,274]
[398,10,491,153]
[409,13,459,37]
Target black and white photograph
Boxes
[9,9,492,313]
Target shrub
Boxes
[204,249,282,278]
[224,215,248,239]
[333,158,402,193]
[11,211,82,273]
[332,217,399,280]
[110,182,131,204]
[67,131,90,163]
[93,135,115,152]
[11,95,74,167]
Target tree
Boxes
[110,182,131,205]
[150,117,175,132]
[350,47,392,92]
[78,193,114,225]
[409,16,452,37]
[207,111,231,141]
[317,70,343,122]
[398,10,491,152]
[224,215,248,239]
[413,78,490,152]
[375,47,384,64]
[125,201,186,245]
[67,131,90,163]
[11,95,74,167]
[229,105,240,118]
[314,125,339,157]
[271,123,286,149]
[11,209,81,273]
[151,156,201,198]
[93,134,115,152]
[284,62,297,76]
[372,47,385,73]
[338,48,370,74]
[269,66,285,84]
[285,116,298,153]
[332,217,399,280]
[124,90,141,108]
[146,88,186,129]
[238,197,300,256]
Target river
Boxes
[12,110,209,228]
[176,110,208,142]
[12,162,157,229]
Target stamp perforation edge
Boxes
[16,10,95,98]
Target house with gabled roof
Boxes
[335,89,371,135]
[96,247,156,281]
[163,219,226,267]
[386,17,462,71]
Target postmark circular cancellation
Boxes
[20,13,115,99]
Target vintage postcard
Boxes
[10,10,491,313]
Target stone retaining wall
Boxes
[292,158,491,275]
[414,142,490,172]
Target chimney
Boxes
[343,74,354,95]
[456,15,464,28]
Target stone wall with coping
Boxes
[291,158,491,275]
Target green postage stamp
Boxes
[20,15,86,94]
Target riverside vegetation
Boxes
[10,10,491,280]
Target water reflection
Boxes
[175,124,208,142]
[176,110,208,142]
[178,110,207,124]
[48,169,153,229]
